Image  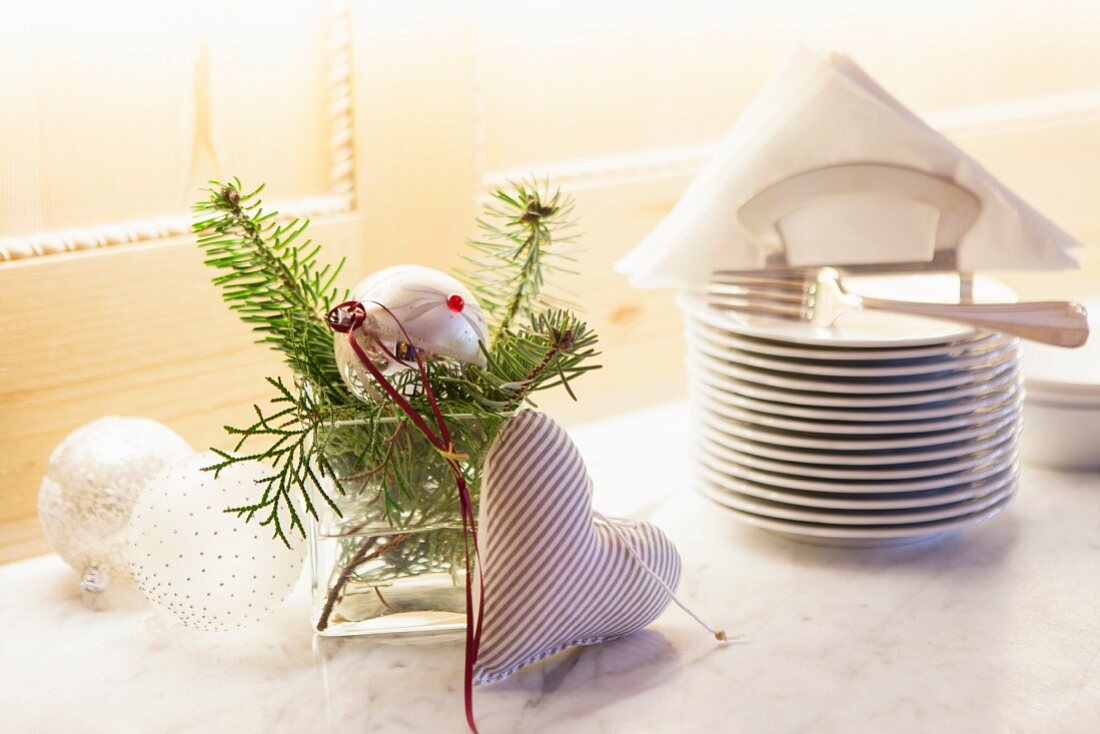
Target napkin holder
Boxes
[737,162,982,301]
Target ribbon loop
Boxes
[326,300,366,333]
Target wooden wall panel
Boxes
[0,1,333,241]
[0,0,365,558]
[0,220,361,561]
[352,0,478,272]
[476,0,1100,172]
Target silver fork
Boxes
[708,268,1090,348]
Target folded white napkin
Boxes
[616,48,1080,288]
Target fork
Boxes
[708,268,1089,348]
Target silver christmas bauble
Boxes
[37,416,193,592]
[334,265,490,401]
[127,453,303,632]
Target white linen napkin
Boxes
[616,48,1080,288]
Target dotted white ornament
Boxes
[37,416,193,592]
[335,265,489,401]
[126,453,303,632]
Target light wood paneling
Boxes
[0,0,366,557]
[0,1,332,240]
[0,518,48,566]
[352,0,478,271]
[0,221,356,528]
[476,0,1100,172]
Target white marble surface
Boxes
[2,401,1100,734]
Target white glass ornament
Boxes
[37,416,193,593]
[334,265,490,401]
[126,453,303,632]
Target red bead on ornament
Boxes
[446,294,465,313]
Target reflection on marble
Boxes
[2,401,1100,733]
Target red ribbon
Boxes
[327,301,484,733]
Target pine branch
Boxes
[192,178,349,405]
[456,179,579,339]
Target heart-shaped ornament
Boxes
[473,410,682,685]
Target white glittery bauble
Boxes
[37,417,193,590]
[126,453,303,632]
[335,266,490,401]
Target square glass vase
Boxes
[307,415,495,639]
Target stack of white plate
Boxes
[680,274,1024,547]
[1020,296,1100,471]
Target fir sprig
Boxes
[192,179,350,405]
[457,180,578,338]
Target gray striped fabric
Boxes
[474,410,682,685]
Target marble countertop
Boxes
[2,401,1099,733]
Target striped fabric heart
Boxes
[473,409,682,685]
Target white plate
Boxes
[700,488,1015,544]
[696,461,1019,510]
[696,421,1018,467]
[684,315,1006,361]
[689,347,1019,395]
[697,432,1018,480]
[697,407,1021,451]
[698,474,1017,525]
[691,377,1024,423]
[686,326,1018,378]
[694,387,1024,435]
[679,273,1017,348]
[693,444,1018,494]
[690,359,1022,408]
